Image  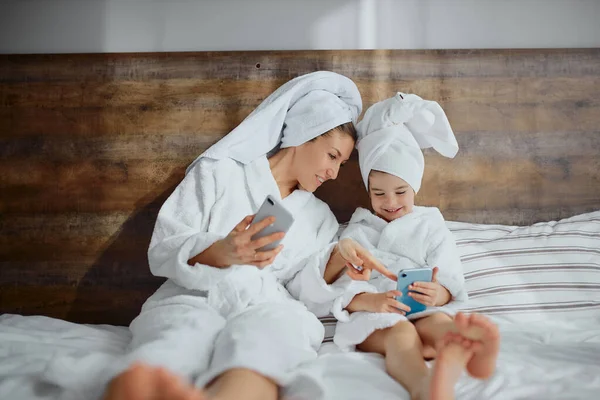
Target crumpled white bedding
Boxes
[1,314,599,400]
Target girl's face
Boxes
[293,130,355,193]
[368,171,415,222]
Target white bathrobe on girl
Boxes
[50,72,362,400]
[332,93,469,351]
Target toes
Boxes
[437,332,464,351]
[438,332,459,348]
[470,314,500,340]
[470,341,484,353]
[454,312,467,326]
[454,312,471,333]
[460,337,473,349]
[469,313,489,327]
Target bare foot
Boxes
[454,312,500,379]
[412,333,475,400]
[103,363,207,400]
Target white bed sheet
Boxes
[1,314,600,400]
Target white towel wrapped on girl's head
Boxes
[356,92,458,192]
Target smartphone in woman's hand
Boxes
[251,195,295,251]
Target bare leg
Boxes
[428,333,477,400]
[206,368,278,400]
[358,321,429,400]
[103,363,207,400]
[454,313,500,379]
[414,312,456,355]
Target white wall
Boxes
[1,0,599,54]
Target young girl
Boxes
[332,93,500,400]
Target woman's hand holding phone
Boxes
[190,214,284,269]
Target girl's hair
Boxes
[311,122,358,142]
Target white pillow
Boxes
[447,211,600,324]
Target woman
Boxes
[59,71,396,400]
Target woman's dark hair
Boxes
[311,121,358,143]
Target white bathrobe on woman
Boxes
[141,155,347,386]
[51,71,362,400]
[332,92,467,351]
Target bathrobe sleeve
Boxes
[284,203,354,317]
[425,215,468,302]
[147,158,234,291]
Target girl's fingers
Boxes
[348,252,364,266]
[409,283,436,296]
[361,255,397,281]
[390,300,411,312]
[386,290,402,298]
[408,292,432,305]
[347,268,370,281]
[411,281,436,291]
[387,305,406,315]
[345,268,362,280]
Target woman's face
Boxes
[294,130,355,192]
[368,171,415,222]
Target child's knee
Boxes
[416,312,452,329]
[430,312,453,324]
[386,321,420,345]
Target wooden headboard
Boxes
[1,49,599,325]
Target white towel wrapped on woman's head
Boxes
[356,93,458,193]
[187,71,362,173]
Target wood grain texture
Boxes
[1,49,599,325]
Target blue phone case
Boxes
[396,268,433,316]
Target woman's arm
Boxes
[187,241,226,268]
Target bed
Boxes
[1,49,599,399]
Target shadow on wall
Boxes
[67,179,178,326]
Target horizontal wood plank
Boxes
[1,49,599,325]
[1,49,599,83]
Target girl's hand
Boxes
[347,291,410,314]
[408,267,452,307]
[337,238,397,282]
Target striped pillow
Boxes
[447,211,600,323]
[319,315,337,344]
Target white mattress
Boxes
[1,314,600,400]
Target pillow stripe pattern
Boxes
[447,211,600,323]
